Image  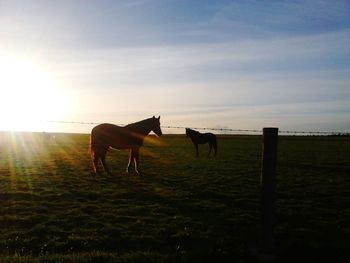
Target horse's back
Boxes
[207,133,217,141]
[91,123,142,149]
[92,123,124,135]
[92,123,122,139]
[194,132,215,144]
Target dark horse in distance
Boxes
[90,116,162,175]
[185,128,217,157]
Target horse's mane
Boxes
[187,128,200,135]
[125,117,152,128]
[124,117,156,135]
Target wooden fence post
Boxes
[260,127,278,260]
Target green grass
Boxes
[0,132,349,262]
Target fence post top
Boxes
[263,127,279,134]
[263,127,279,130]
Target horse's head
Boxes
[152,116,162,136]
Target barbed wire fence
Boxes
[42,120,350,136]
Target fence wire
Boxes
[42,120,349,136]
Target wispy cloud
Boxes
[51,28,350,75]
[42,28,349,130]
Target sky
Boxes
[0,0,349,134]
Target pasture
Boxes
[0,132,349,262]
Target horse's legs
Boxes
[101,151,112,176]
[194,143,199,157]
[133,148,140,174]
[93,153,102,176]
[92,145,109,176]
[208,143,213,157]
[126,149,134,173]
[126,148,140,174]
[213,138,217,157]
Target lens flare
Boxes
[0,52,72,132]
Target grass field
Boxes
[0,132,349,262]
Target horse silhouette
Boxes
[186,128,217,157]
[90,116,162,175]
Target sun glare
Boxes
[0,53,71,132]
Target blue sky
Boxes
[0,0,349,133]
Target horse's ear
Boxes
[158,116,160,120]
[153,116,155,119]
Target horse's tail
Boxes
[89,133,94,161]
[89,130,97,172]
[213,135,218,156]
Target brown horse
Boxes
[186,128,217,157]
[90,116,162,175]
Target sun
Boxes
[0,52,71,132]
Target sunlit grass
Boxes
[0,132,349,262]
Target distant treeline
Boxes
[327,133,350,137]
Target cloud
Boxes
[49,28,349,76]
[1,1,348,132]
[208,0,350,32]
[37,28,348,132]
